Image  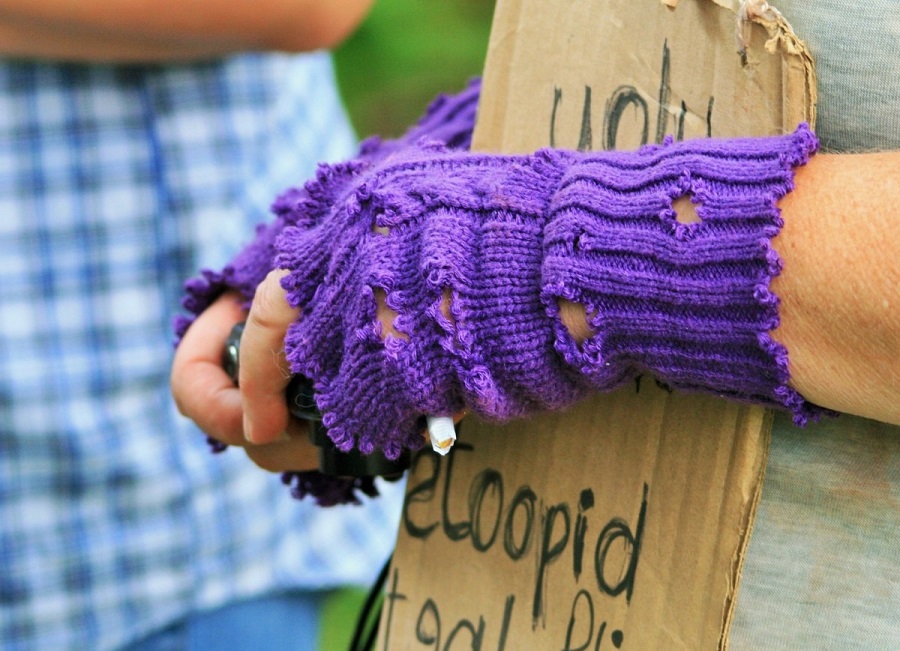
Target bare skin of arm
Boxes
[0,0,374,61]
[170,152,900,472]
[769,152,899,423]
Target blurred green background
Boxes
[334,0,495,139]
[321,4,494,649]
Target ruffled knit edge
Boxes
[281,471,380,507]
[762,123,837,426]
[758,332,833,426]
[172,269,232,347]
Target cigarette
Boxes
[426,415,456,455]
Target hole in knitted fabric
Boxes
[672,194,702,225]
[558,299,595,344]
[374,288,409,341]
[372,225,390,236]
[440,287,455,330]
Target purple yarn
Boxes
[277,125,824,462]
[280,471,379,507]
[541,129,824,425]
[174,80,481,505]
[173,78,481,344]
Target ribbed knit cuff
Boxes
[541,125,824,425]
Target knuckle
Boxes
[250,270,293,328]
[172,394,189,418]
[169,375,196,420]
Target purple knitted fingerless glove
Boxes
[174,80,480,506]
[278,125,823,461]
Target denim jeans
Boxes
[125,591,328,651]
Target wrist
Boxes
[772,153,900,424]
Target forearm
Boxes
[772,152,900,425]
[175,112,900,485]
[0,0,373,62]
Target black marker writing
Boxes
[534,503,571,626]
[401,445,651,634]
[594,484,648,603]
[404,452,441,539]
[382,568,407,651]
[504,486,537,561]
[573,489,595,581]
[416,599,441,648]
[550,41,715,150]
[562,590,626,651]
[470,469,504,553]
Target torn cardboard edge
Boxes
[472,0,816,153]
[719,409,773,650]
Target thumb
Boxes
[240,269,300,444]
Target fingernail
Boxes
[243,415,256,444]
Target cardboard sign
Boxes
[471,0,815,154]
[379,1,815,649]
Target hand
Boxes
[171,80,483,468]
[170,279,318,473]
[274,141,592,460]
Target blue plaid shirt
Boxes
[0,52,404,650]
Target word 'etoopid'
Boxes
[397,441,649,649]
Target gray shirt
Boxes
[730,2,900,648]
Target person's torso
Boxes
[0,52,404,651]
[729,3,900,649]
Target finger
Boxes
[171,291,248,445]
[240,269,300,444]
[244,422,319,473]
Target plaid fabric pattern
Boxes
[0,52,404,651]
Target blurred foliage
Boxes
[334,0,495,139]
[318,587,368,650]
